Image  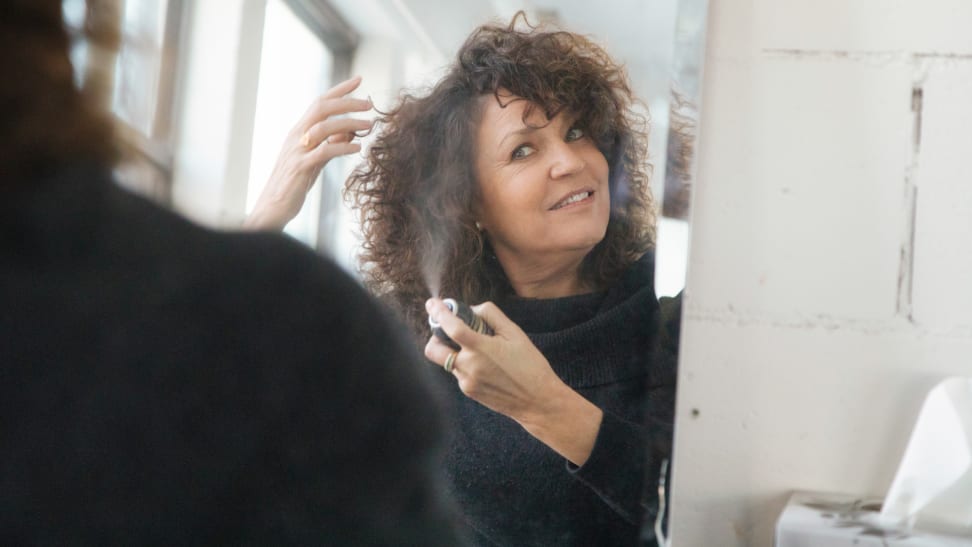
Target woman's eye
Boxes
[511,144,536,160]
[565,127,585,142]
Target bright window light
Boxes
[247,0,334,247]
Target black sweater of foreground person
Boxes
[0,167,463,546]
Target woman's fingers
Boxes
[471,301,519,337]
[295,76,364,124]
[322,74,363,100]
[424,336,458,368]
[426,298,480,349]
[298,96,373,134]
[301,117,374,150]
[308,141,360,165]
[327,132,353,144]
[425,298,521,351]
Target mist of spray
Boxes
[418,210,457,300]
[421,245,443,300]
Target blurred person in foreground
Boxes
[0,1,462,544]
[248,13,679,546]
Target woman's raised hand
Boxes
[243,76,374,231]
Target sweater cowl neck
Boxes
[495,252,658,387]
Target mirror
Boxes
[101,0,710,543]
[312,2,711,544]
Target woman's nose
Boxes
[548,142,586,179]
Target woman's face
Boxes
[473,94,610,268]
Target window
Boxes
[62,0,185,201]
[244,0,356,250]
[113,0,169,138]
[249,0,330,248]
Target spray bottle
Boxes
[428,298,494,350]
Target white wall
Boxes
[669,1,972,545]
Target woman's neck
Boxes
[494,249,592,299]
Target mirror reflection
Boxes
[68,0,708,544]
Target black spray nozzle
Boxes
[428,298,494,350]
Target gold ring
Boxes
[444,351,458,373]
[299,131,312,148]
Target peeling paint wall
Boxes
[668,1,972,545]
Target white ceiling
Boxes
[329,0,680,112]
[399,0,679,110]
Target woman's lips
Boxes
[550,190,594,210]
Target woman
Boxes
[250,14,676,546]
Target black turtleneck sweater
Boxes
[440,253,677,546]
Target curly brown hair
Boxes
[663,90,697,219]
[345,13,656,340]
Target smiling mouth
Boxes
[550,191,593,210]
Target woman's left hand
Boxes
[425,298,603,465]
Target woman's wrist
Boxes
[516,382,603,466]
[242,204,285,231]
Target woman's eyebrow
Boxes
[498,126,538,148]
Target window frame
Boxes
[64,0,187,202]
